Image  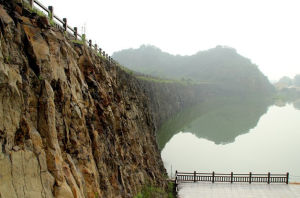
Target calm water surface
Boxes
[160,102,300,182]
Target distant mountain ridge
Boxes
[113,45,275,96]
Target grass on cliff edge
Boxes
[134,182,175,198]
[117,63,198,85]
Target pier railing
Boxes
[175,171,289,185]
[23,0,114,63]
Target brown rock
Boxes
[0,2,171,198]
[15,4,22,16]
[37,16,50,29]
[54,181,74,198]
[0,5,13,25]
[22,17,50,72]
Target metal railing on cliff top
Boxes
[25,0,115,64]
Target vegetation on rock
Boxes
[113,45,275,97]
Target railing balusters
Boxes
[175,172,289,184]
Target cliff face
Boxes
[137,81,219,129]
[0,2,167,198]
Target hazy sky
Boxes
[38,0,300,80]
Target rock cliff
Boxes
[0,1,170,197]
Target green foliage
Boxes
[71,39,84,45]
[167,182,175,198]
[133,183,175,198]
[32,8,47,17]
[82,34,86,43]
[97,53,104,59]
[49,19,55,26]
[119,64,135,75]
[23,1,55,27]
[38,75,44,81]
[136,75,179,84]
[22,1,46,18]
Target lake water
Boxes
[159,99,300,182]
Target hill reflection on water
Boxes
[157,98,272,149]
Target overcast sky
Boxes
[38,0,300,81]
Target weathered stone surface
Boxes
[0,150,54,198]
[0,5,13,25]
[54,181,74,198]
[0,2,170,198]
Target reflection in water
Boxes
[157,98,271,149]
[161,104,300,182]
[293,100,300,110]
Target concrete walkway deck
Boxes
[178,182,300,198]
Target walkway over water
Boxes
[178,183,300,198]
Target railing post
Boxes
[286,172,289,184]
[103,51,105,57]
[212,171,215,183]
[99,48,102,55]
[174,177,177,194]
[63,18,67,31]
[89,40,92,47]
[231,172,233,183]
[74,27,78,39]
[194,171,196,182]
[175,171,178,193]
[267,172,270,184]
[95,44,98,51]
[29,0,33,8]
[48,6,53,20]
[249,172,252,184]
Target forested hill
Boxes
[113,45,275,96]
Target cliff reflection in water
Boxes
[157,98,271,149]
[293,100,300,110]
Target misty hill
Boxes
[113,45,274,96]
[275,75,300,89]
[274,75,300,101]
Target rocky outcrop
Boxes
[0,2,167,197]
